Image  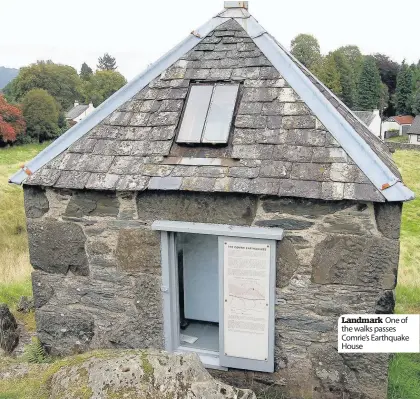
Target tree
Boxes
[97,53,117,71]
[335,45,364,80]
[372,53,399,115]
[80,70,126,106]
[315,53,342,96]
[379,83,390,114]
[356,56,382,110]
[0,95,25,144]
[332,50,356,107]
[395,61,413,115]
[80,62,93,80]
[412,89,420,114]
[9,60,80,110]
[290,34,321,71]
[23,89,60,142]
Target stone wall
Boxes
[386,141,420,152]
[24,186,402,399]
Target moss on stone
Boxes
[140,351,155,384]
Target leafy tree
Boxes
[9,61,80,109]
[290,34,321,71]
[22,89,60,142]
[315,53,342,96]
[335,45,364,80]
[332,50,356,107]
[97,53,117,71]
[0,95,25,144]
[80,70,126,106]
[80,62,93,80]
[395,61,413,115]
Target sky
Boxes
[1,0,419,81]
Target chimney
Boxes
[224,1,248,9]
[74,100,79,107]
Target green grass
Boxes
[388,150,420,399]
[0,142,49,290]
[387,135,409,143]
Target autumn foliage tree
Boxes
[0,95,25,145]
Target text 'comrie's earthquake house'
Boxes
[10,2,414,398]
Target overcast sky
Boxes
[1,0,419,80]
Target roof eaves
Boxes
[9,15,228,185]
[233,15,413,202]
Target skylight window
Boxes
[177,83,239,144]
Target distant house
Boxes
[382,115,414,138]
[65,101,95,124]
[353,110,381,137]
[407,115,420,145]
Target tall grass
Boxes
[0,143,49,306]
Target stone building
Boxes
[10,2,414,398]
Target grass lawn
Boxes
[387,135,409,143]
[0,144,418,398]
[0,143,49,309]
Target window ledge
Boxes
[152,221,284,240]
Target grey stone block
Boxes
[260,160,291,178]
[282,115,316,129]
[231,67,260,79]
[291,163,330,182]
[116,228,161,274]
[23,187,49,218]
[374,203,402,239]
[250,178,280,195]
[136,191,257,225]
[312,235,399,289]
[65,191,119,217]
[181,177,215,192]
[148,176,182,190]
[278,179,322,198]
[284,129,326,147]
[69,137,97,153]
[147,112,179,127]
[208,69,232,79]
[312,147,348,163]
[242,87,280,102]
[185,69,210,79]
[121,127,151,141]
[228,167,260,178]
[267,116,282,129]
[27,220,88,276]
[234,115,266,129]
[256,218,314,230]
[273,145,313,162]
[32,271,55,308]
[330,163,369,183]
[85,173,119,190]
[344,183,384,202]
[116,175,149,191]
[129,112,150,127]
[25,168,61,187]
[260,67,281,79]
[238,102,263,115]
[36,308,94,356]
[232,144,274,160]
[54,171,91,189]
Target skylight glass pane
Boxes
[177,85,213,143]
[202,84,239,144]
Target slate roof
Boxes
[353,111,375,126]
[407,116,420,134]
[10,5,414,203]
[66,104,89,119]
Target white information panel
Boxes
[338,314,420,353]
[223,241,270,361]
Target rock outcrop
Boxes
[0,349,256,399]
[0,304,19,354]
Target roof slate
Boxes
[66,104,89,119]
[407,115,420,134]
[353,111,375,127]
[17,13,412,202]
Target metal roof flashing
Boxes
[9,6,414,203]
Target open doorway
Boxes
[176,233,219,353]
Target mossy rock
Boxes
[0,349,256,399]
